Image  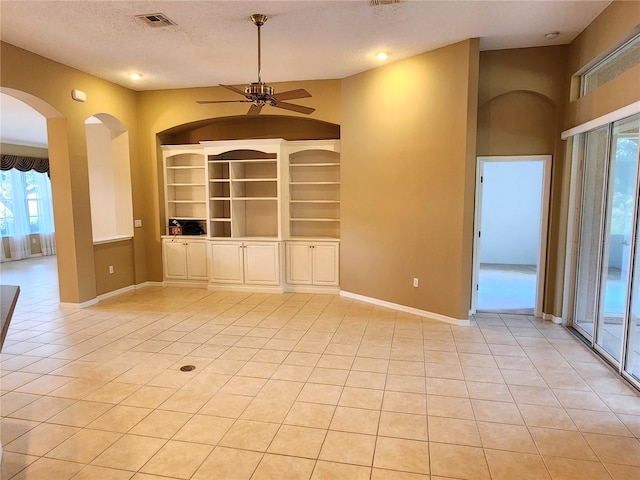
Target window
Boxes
[581,33,640,97]
[0,169,54,236]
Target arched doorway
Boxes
[1,87,95,305]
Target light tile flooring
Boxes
[1,257,640,479]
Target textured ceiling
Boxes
[0,0,612,148]
[1,0,611,91]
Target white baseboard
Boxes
[96,285,136,302]
[285,285,340,295]
[59,282,160,309]
[542,312,563,324]
[163,280,210,289]
[59,298,98,309]
[340,290,470,326]
[135,281,164,289]
[208,284,285,294]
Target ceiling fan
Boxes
[197,14,315,115]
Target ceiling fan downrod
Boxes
[250,14,268,85]
[245,14,273,104]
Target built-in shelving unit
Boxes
[163,149,207,233]
[161,139,340,292]
[288,147,340,239]
[208,149,280,238]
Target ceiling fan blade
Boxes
[220,84,248,96]
[272,89,312,101]
[273,101,315,115]
[196,99,252,104]
[247,104,263,115]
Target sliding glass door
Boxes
[596,116,639,362]
[573,126,609,340]
[628,203,640,382]
[573,113,640,386]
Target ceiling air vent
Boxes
[370,0,401,5]
[135,13,176,27]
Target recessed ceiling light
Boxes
[375,52,389,61]
[544,32,560,40]
[128,73,143,80]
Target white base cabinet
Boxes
[162,238,208,281]
[286,241,339,288]
[210,241,281,287]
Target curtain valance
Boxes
[0,154,49,175]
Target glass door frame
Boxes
[471,155,552,317]
[594,121,640,367]
[564,113,640,389]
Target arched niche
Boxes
[85,113,133,242]
[158,115,341,144]
[477,90,557,156]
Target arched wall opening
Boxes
[158,115,341,145]
[85,113,133,242]
[0,87,93,304]
[475,89,559,317]
[477,90,557,156]
[155,114,341,241]
[0,92,51,261]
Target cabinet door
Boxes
[163,240,187,279]
[244,243,280,285]
[186,241,208,280]
[312,243,340,286]
[286,242,313,285]
[210,242,244,284]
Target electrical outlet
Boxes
[109,265,114,274]
[413,277,419,287]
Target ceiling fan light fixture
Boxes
[245,82,273,97]
[196,14,315,115]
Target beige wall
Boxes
[1,42,140,303]
[1,235,42,258]
[94,240,135,296]
[341,39,479,321]
[1,1,637,318]
[477,46,570,316]
[136,80,342,281]
[565,0,640,129]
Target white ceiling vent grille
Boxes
[370,0,401,6]
[135,13,176,27]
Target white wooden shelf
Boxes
[289,181,340,185]
[290,163,341,167]
[290,218,341,222]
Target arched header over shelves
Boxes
[158,115,340,145]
